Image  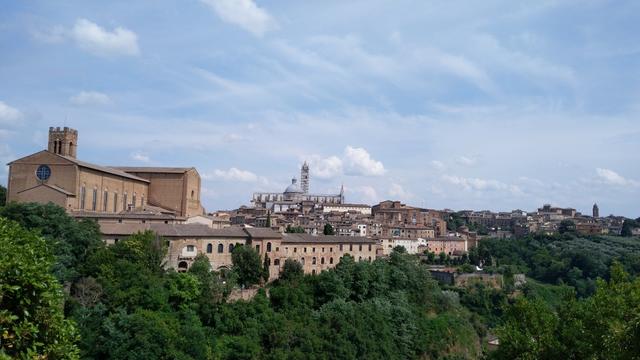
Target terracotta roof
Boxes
[58,154,150,183]
[7,150,149,183]
[282,233,377,244]
[113,166,194,174]
[243,227,282,239]
[99,223,248,238]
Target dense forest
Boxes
[1,201,639,359]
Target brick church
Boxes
[6,126,204,218]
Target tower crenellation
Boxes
[48,126,78,158]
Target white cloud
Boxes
[456,156,476,166]
[206,167,258,182]
[343,146,385,176]
[389,183,412,199]
[200,0,276,37]
[308,155,343,179]
[130,152,150,162]
[70,91,111,106]
[442,174,522,194]
[71,19,139,57]
[596,168,639,186]
[350,185,379,204]
[0,101,23,125]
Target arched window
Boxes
[369,244,372,251]
[321,257,325,264]
[368,256,372,262]
[329,257,333,264]
[312,257,317,265]
[301,258,305,265]
[141,195,145,206]
[266,258,271,266]
[358,256,362,261]
[113,193,118,212]
[132,192,137,207]
[92,188,97,211]
[178,261,188,272]
[349,244,353,251]
[80,185,86,209]
[218,244,224,253]
[103,189,108,212]
[312,270,316,275]
[339,244,343,251]
[274,259,280,266]
[207,244,213,253]
[359,244,362,251]
[191,190,195,199]
[267,242,272,252]
[229,244,235,253]
[123,192,128,210]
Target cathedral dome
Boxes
[284,178,302,194]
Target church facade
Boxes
[251,162,344,212]
[6,126,204,218]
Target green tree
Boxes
[0,202,102,283]
[0,184,6,207]
[280,258,304,282]
[231,244,263,287]
[558,219,576,235]
[0,217,80,359]
[285,225,305,233]
[621,219,637,237]
[323,223,335,235]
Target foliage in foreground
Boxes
[0,217,79,359]
[493,262,640,359]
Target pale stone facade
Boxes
[99,223,378,280]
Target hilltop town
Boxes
[5,127,638,280]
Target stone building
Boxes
[99,223,378,280]
[6,126,204,219]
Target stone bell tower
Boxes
[301,161,310,194]
[48,126,78,158]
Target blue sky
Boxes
[1,0,639,216]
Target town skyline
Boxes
[1,1,639,216]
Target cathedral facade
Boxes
[251,162,344,212]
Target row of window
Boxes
[287,243,372,254]
[79,185,143,212]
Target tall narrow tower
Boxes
[301,161,309,194]
[593,203,599,218]
[48,126,78,158]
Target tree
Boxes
[323,223,335,235]
[280,258,304,282]
[285,225,305,233]
[621,219,637,237]
[558,219,576,235]
[0,184,6,207]
[266,211,272,228]
[0,217,80,359]
[0,202,102,283]
[231,244,263,287]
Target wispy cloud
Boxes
[130,152,150,163]
[200,0,276,37]
[70,19,139,57]
[205,167,259,182]
[0,101,23,125]
[70,91,111,106]
[596,168,639,186]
